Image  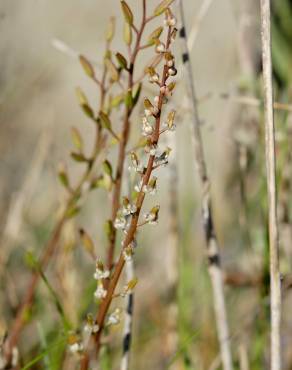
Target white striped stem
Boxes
[176,1,233,370]
[121,259,134,370]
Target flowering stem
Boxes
[80,23,174,370]
[106,0,148,271]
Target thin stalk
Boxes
[80,24,175,370]
[4,43,109,366]
[177,1,233,369]
[260,1,281,369]
[106,0,148,271]
[120,168,135,370]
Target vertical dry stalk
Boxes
[120,259,134,370]
[165,131,179,362]
[177,1,233,369]
[120,171,135,370]
[260,1,281,369]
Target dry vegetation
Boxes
[1,0,292,369]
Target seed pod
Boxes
[106,16,115,42]
[147,26,163,46]
[121,1,134,25]
[102,160,113,178]
[70,152,88,163]
[71,127,83,151]
[79,55,95,79]
[58,163,69,188]
[154,0,174,16]
[99,111,112,130]
[123,22,132,46]
[144,98,153,110]
[115,52,128,69]
[105,59,119,82]
[75,87,88,106]
[79,229,95,256]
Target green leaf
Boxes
[110,93,124,108]
[124,90,133,108]
[79,55,95,78]
[57,164,69,188]
[102,160,113,178]
[75,87,88,105]
[71,127,83,151]
[115,52,128,69]
[70,152,87,162]
[106,16,115,42]
[148,26,163,45]
[133,83,142,106]
[24,250,39,271]
[105,59,119,82]
[81,104,95,119]
[100,111,112,130]
[154,0,174,16]
[79,229,95,256]
[123,22,132,46]
[121,1,134,25]
[104,220,114,241]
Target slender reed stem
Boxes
[176,1,233,369]
[260,1,281,369]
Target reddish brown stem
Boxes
[106,0,147,271]
[81,23,174,369]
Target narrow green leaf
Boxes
[79,55,95,79]
[123,22,132,46]
[121,1,134,25]
[102,160,113,178]
[106,16,115,42]
[154,0,174,16]
[148,26,163,45]
[115,52,128,69]
[70,152,88,162]
[100,111,112,130]
[133,83,142,106]
[105,59,119,82]
[71,127,83,151]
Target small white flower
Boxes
[144,205,160,225]
[107,308,122,326]
[122,203,137,216]
[149,73,159,83]
[69,342,83,354]
[94,260,110,280]
[94,281,107,299]
[114,215,127,230]
[142,117,154,136]
[142,177,157,195]
[84,323,99,334]
[155,43,165,53]
[144,108,152,117]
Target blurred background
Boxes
[1,0,292,369]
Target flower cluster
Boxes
[144,205,160,225]
[106,308,122,326]
[93,260,109,300]
[67,333,84,354]
[84,313,99,334]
